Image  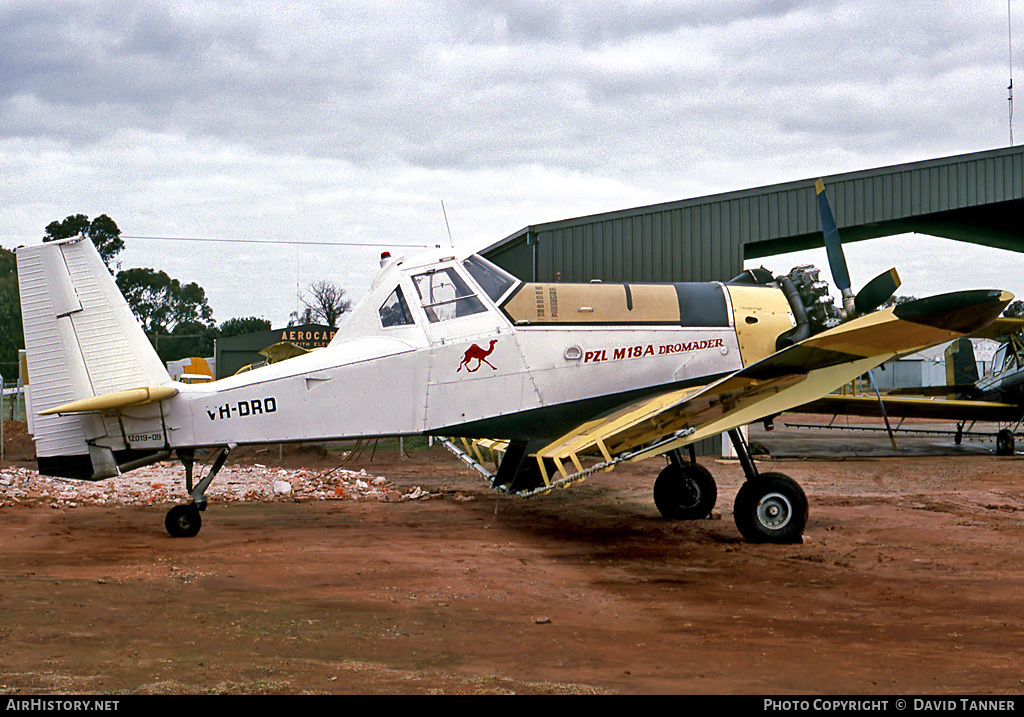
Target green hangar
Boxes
[480,145,1024,455]
[482,145,1024,287]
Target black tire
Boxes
[165,503,202,538]
[996,429,1015,456]
[733,472,808,543]
[653,462,717,520]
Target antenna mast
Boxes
[441,200,454,247]
[1010,0,1016,144]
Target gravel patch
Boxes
[0,462,431,508]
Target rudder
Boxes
[944,337,980,399]
[17,237,173,479]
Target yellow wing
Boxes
[796,394,1021,422]
[968,317,1024,341]
[521,290,1012,494]
[259,341,311,363]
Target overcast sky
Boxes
[3,0,1021,327]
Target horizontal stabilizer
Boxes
[38,385,180,416]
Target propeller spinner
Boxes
[814,179,901,318]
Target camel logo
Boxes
[457,339,498,372]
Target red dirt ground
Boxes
[2,418,1024,695]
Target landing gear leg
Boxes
[653,448,717,520]
[165,446,233,538]
[728,428,808,544]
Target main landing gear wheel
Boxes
[654,461,717,520]
[166,445,232,538]
[165,503,202,538]
[733,472,808,544]
[996,429,1015,456]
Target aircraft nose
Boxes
[892,290,1014,333]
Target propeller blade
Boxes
[854,267,901,314]
[815,179,851,292]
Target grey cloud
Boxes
[1,1,1016,207]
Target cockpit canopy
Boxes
[376,253,520,330]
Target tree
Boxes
[43,214,125,271]
[0,246,23,379]
[881,295,919,308]
[115,267,217,362]
[1002,300,1024,318]
[116,267,215,340]
[220,317,272,337]
[159,320,219,363]
[298,279,351,328]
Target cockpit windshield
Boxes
[463,254,519,302]
[412,268,486,323]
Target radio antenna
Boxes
[1010,0,1016,144]
[441,200,454,247]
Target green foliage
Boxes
[219,316,272,338]
[880,294,919,308]
[1002,300,1024,318]
[0,246,23,377]
[43,214,125,271]
[114,266,219,362]
[115,267,215,336]
[154,320,220,363]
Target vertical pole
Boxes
[1,372,5,462]
[1010,0,1016,144]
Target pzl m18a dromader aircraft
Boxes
[17,181,1012,543]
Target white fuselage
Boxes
[108,249,791,454]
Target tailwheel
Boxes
[733,472,808,544]
[165,503,202,538]
[653,461,717,520]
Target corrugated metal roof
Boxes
[483,145,1024,283]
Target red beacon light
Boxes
[379,251,392,267]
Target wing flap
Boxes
[534,384,710,461]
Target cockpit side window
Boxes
[379,285,414,328]
[412,267,486,322]
[463,254,519,302]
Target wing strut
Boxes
[867,370,899,450]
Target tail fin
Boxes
[17,237,172,479]
[944,337,980,398]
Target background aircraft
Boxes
[790,319,1024,454]
[15,182,1011,543]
